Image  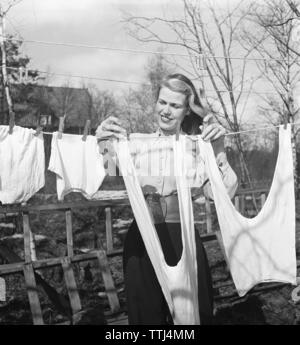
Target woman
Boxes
[96,73,238,325]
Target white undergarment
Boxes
[114,136,200,325]
[0,126,45,204]
[48,132,106,200]
[198,124,297,297]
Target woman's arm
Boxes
[203,153,238,200]
[200,114,238,199]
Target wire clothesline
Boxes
[0,35,295,63]
[7,66,149,86]
[224,122,299,136]
[40,121,300,139]
[3,65,290,96]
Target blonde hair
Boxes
[158,74,209,134]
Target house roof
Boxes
[7,83,97,128]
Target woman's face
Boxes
[155,86,189,134]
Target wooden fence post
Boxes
[65,209,73,257]
[205,199,212,233]
[240,195,245,215]
[23,213,37,262]
[23,263,44,325]
[61,257,82,315]
[105,207,113,252]
[234,196,240,211]
[260,193,266,208]
[96,250,120,313]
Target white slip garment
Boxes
[48,132,106,200]
[114,135,200,325]
[0,126,45,204]
[198,124,297,297]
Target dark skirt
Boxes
[123,220,214,325]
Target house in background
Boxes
[0,83,97,134]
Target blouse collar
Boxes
[155,127,185,137]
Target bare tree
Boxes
[242,0,300,192]
[85,85,119,126]
[50,78,76,119]
[118,53,173,133]
[0,0,29,125]
[0,0,23,15]
[120,87,156,133]
[92,89,118,124]
[286,0,300,17]
[124,0,257,187]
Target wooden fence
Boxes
[0,198,130,325]
[0,187,298,325]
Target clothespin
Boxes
[57,115,65,139]
[82,119,91,141]
[8,110,15,135]
[34,124,43,137]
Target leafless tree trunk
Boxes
[242,0,300,194]
[0,1,25,125]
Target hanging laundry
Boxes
[198,124,297,297]
[114,135,200,325]
[129,131,238,222]
[0,126,45,204]
[48,132,106,200]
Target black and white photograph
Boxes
[0,0,300,333]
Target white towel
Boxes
[0,126,45,204]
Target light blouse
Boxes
[100,130,238,223]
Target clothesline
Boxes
[0,35,294,63]
[4,65,288,96]
[40,121,300,139]
[8,66,149,86]
[224,122,300,136]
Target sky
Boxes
[6,0,248,91]
[2,0,290,127]
[6,0,186,91]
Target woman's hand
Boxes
[96,116,127,140]
[200,114,226,156]
[200,114,226,142]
